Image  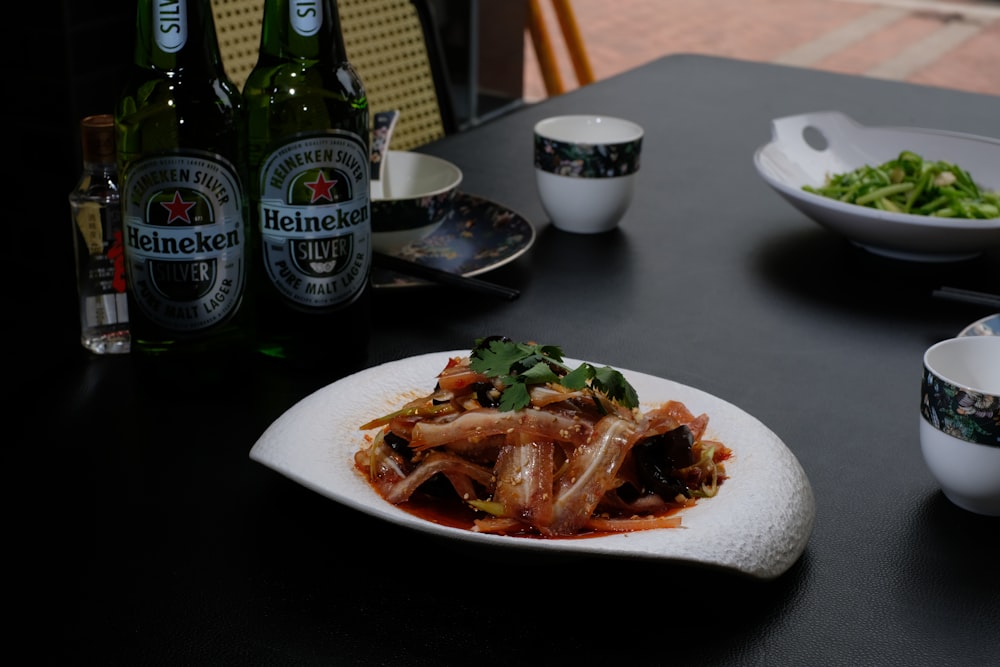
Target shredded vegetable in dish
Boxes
[355,337,732,537]
[803,150,1000,219]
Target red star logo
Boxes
[161,191,196,224]
[305,171,337,203]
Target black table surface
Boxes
[23,54,1000,665]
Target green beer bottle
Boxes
[244,0,371,373]
[115,0,253,357]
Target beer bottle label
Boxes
[154,0,187,53]
[258,132,371,311]
[290,0,322,37]
[122,151,247,332]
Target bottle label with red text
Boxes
[257,131,371,311]
[122,151,248,332]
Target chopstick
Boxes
[373,252,520,301]
[931,286,1000,309]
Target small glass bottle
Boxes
[69,114,130,354]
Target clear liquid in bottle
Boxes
[69,114,130,354]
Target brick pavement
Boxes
[523,0,1000,101]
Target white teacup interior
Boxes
[534,115,644,144]
[924,336,1000,394]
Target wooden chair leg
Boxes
[527,0,566,96]
[552,0,594,86]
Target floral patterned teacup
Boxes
[919,335,1000,515]
[533,115,643,234]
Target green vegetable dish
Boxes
[803,151,1000,219]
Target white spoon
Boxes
[370,109,400,199]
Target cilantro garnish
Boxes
[469,337,639,412]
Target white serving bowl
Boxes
[534,115,643,234]
[371,150,462,253]
[919,336,1000,515]
[753,111,1000,262]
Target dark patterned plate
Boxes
[372,192,535,288]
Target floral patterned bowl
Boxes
[919,335,1000,515]
[372,151,462,253]
[533,115,643,234]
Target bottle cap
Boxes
[80,114,116,164]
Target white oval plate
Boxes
[753,111,1000,262]
[250,351,816,580]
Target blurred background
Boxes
[523,0,1000,103]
